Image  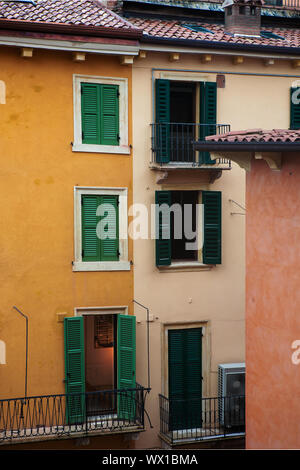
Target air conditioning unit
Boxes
[218,363,245,429]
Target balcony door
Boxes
[84,314,116,415]
[155,78,217,164]
[168,327,203,431]
[64,314,136,423]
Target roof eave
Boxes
[141,33,300,55]
[0,18,143,40]
[193,141,300,152]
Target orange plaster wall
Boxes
[246,155,300,449]
[0,47,133,399]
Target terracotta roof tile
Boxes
[206,129,300,142]
[0,0,139,30]
[128,16,300,49]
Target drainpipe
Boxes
[13,306,29,401]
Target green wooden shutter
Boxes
[117,315,136,420]
[82,195,119,262]
[202,191,222,265]
[199,82,217,164]
[168,328,202,431]
[100,84,119,146]
[82,195,99,261]
[64,317,86,424]
[155,79,171,163]
[155,190,172,266]
[100,195,119,261]
[81,83,101,145]
[290,87,300,129]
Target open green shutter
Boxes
[100,195,119,261]
[82,195,99,261]
[64,317,85,424]
[202,191,222,265]
[199,82,217,164]
[155,190,172,266]
[81,83,101,145]
[117,315,136,420]
[155,79,171,163]
[290,87,300,129]
[168,328,202,431]
[100,84,119,146]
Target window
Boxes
[73,75,129,154]
[73,187,130,271]
[155,190,221,267]
[154,79,217,165]
[64,313,136,423]
[290,86,300,130]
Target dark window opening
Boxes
[239,6,245,14]
[171,191,198,262]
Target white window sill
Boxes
[73,261,131,272]
[158,261,214,273]
[72,143,131,155]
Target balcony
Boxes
[150,123,231,184]
[0,385,149,444]
[159,394,245,447]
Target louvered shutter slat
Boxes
[290,87,300,129]
[82,195,99,261]
[155,79,171,163]
[101,85,119,146]
[155,190,172,266]
[100,195,119,261]
[81,83,100,144]
[199,82,217,164]
[117,315,136,420]
[202,191,222,265]
[64,317,85,424]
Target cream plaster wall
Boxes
[132,51,299,449]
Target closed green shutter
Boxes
[81,83,119,145]
[100,195,119,261]
[168,328,202,431]
[155,79,171,163]
[81,83,101,145]
[82,195,99,261]
[199,82,217,164]
[290,87,300,129]
[202,191,222,265]
[64,317,86,424]
[81,195,119,262]
[155,190,172,266]
[117,315,136,420]
[100,84,119,146]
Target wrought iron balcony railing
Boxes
[159,394,245,445]
[151,123,231,168]
[0,385,149,443]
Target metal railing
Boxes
[151,123,231,168]
[205,0,300,8]
[264,0,300,8]
[0,384,148,443]
[159,394,245,445]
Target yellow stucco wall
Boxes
[0,47,133,399]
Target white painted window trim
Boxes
[73,74,130,155]
[73,186,130,272]
[74,306,129,317]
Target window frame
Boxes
[73,74,130,155]
[73,186,130,272]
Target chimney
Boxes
[101,0,121,11]
[223,0,264,37]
